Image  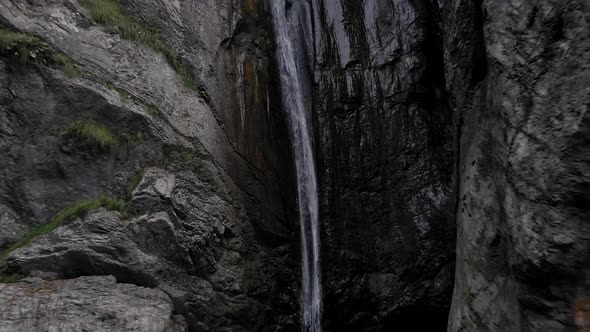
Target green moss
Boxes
[127,167,145,198]
[0,273,23,283]
[146,105,159,116]
[80,0,196,89]
[0,28,87,80]
[117,88,129,101]
[0,28,52,64]
[0,194,127,263]
[63,119,118,152]
[54,54,84,78]
[122,130,144,146]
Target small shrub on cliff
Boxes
[0,194,127,262]
[62,119,118,152]
[0,29,52,64]
[79,0,195,89]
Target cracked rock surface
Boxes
[0,276,186,332]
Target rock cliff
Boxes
[280,0,588,330]
[0,0,588,331]
[0,276,187,332]
[296,0,456,330]
[0,0,299,331]
[446,0,589,331]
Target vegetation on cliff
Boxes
[0,29,51,64]
[80,0,196,89]
[62,119,118,152]
[0,194,127,283]
[0,28,83,78]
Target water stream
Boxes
[270,2,323,331]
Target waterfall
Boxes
[270,1,323,331]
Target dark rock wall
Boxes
[289,0,589,330]
[298,0,457,330]
[446,0,590,331]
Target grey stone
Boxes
[0,205,26,250]
[6,168,298,331]
[0,0,297,330]
[0,275,186,332]
[446,0,590,331]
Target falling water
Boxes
[270,1,323,331]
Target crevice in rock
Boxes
[469,0,488,87]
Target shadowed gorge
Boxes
[0,0,588,331]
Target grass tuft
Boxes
[54,53,84,78]
[127,167,145,198]
[0,28,52,64]
[0,194,127,264]
[80,0,196,89]
[0,272,23,283]
[63,119,118,152]
[0,29,87,79]
[122,130,145,146]
[146,105,159,116]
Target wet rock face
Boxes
[292,0,589,330]
[297,0,456,329]
[447,0,590,331]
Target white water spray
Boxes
[270,1,323,331]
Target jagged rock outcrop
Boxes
[6,167,298,330]
[0,276,186,332]
[446,0,590,331]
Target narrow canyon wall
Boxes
[289,0,589,330]
[0,0,588,331]
[294,0,457,330]
[446,0,590,331]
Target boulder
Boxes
[0,276,186,332]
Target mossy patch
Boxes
[62,119,118,152]
[127,167,145,199]
[146,105,159,116]
[117,88,129,101]
[80,0,196,89]
[0,28,52,64]
[54,53,84,78]
[122,130,145,146]
[0,270,23,283]
[0,28,86,79]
